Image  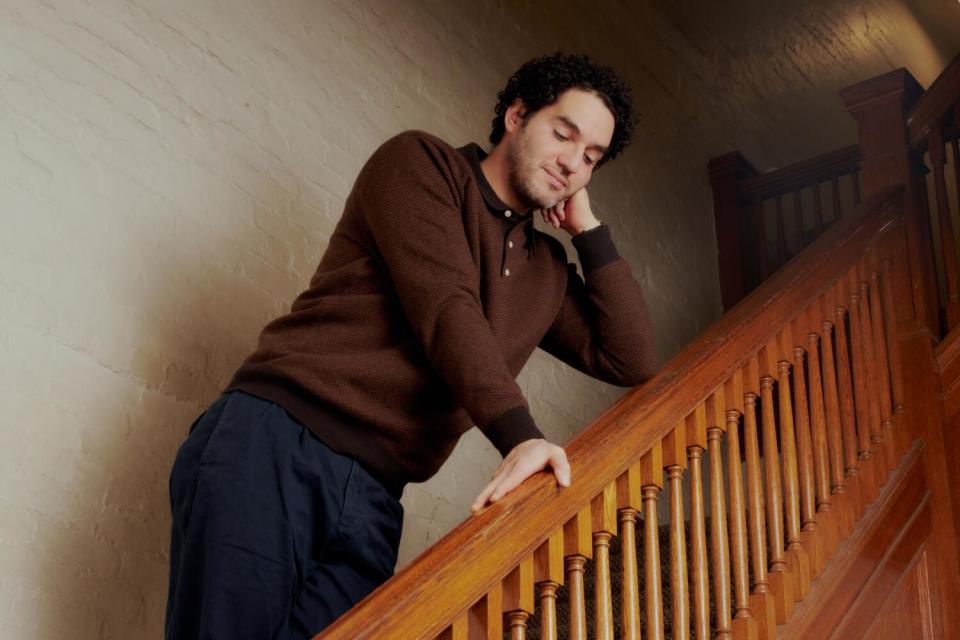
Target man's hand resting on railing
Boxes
[470,438,571,512]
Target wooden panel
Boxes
[832,502,935,639]
[936,324,960,422]
[862,549,937,640]
[779,444,928,640]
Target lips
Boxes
[544,168,567,190]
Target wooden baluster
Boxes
[857,260,890,484]
[831,174,842,223]
[564,506,592,640]
[833,282,864,522]
[437,613,469,640]
[793,189,804,251]
[881,251,907,452]
[534,531,564,640]
[806,321,837,568]
[953,133,960,227]
[743,357,776,640]
[851,168,861,205]
[757,202,769,280]
[914,165,939,336]
[535,584,557,640]
[665,425,690,640]
[724,373,760,639]
[592,483,617,640]
[847,270,879,504]
[789,321,822,578]
[776,195,788,267]
[857,263,889,483]
[953,131,960,298]
[929,126,960,329]
[687,407,711,640]
[776,330,811,600]
[812,181,824,235]
[641,443,665,640]
[759,346,795,621]
[819,291,852,539]
[503,555,534,640]
[707,392,733,639]
[617,464,642,640]
[467,583,503,639]
[506,613,529,640]
[868,252,897,472]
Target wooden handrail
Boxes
[907,54,960,150]
[317,186,905,640]
[737,145,860,202]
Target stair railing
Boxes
[711,53,960,338]
[318,186,909,640]
[709,146,863,310]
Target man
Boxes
[165,52,656,639]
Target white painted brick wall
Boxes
[1,0,956,636]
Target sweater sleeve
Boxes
[539,224,658,386]
[356,132,543,456]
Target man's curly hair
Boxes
[490,53,635,167]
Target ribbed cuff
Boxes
[483,405,544,457]
[571,224,620,272]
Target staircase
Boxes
[314,57,960,640]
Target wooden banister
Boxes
[317,186,905,640]
[710,144,864,310]
[737,145,860,202]
[907,54,960,151]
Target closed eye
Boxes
[553,130,568,142]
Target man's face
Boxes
[504,88,616,210]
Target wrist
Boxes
[571,218,601,236]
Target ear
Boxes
[503,98,528,135]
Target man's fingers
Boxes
[489,466,527,502]
[490,450,552,501]
[472,441,570,512]
[471,479,498,511]
[471,461,513,511]
[551,448,571,487]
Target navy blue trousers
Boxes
[165,391,404,640]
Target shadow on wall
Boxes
[36,185,323,636]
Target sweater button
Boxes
[504,268,511,277]
[508,240,514,249]
[504,210,512,218]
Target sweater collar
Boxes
[457,143,536,257]
[457,143,526,216]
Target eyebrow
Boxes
[555,116,609,154]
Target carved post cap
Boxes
[839,67,923,116]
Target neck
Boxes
[479,143,528,213]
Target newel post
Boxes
[840,69,936,336]
[709,152,757,311]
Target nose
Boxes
[557,147,582,175]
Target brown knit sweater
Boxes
[227,130,656,490]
